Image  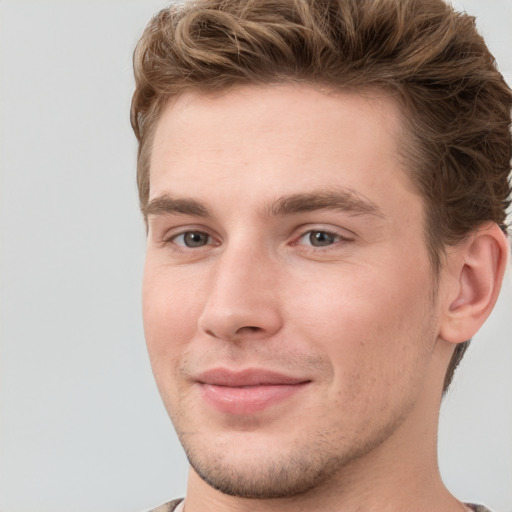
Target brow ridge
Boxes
[267,189,385,218]
[144,189,384,220]
[143,195,211,218]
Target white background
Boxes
[0,1,511,511]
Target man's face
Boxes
[143,85,444,498]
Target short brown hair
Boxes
[131,0,512,390]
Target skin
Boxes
[142,84,488,512]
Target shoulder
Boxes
[145,498,183,512]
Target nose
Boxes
[197,244,283,343]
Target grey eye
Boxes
[177,231,210,247]
[308,231,337,246]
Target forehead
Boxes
[149,84,419,219]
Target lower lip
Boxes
[199,382,309,415]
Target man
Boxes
[131,0,511,511]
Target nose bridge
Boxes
[198,238,282,341]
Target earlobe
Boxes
[439,223,509,344]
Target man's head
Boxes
[132,0,511,392]
[132,0,510,505]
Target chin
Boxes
[187,446,346,499]
[178,423,389,500]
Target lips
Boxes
[195,368,310,415]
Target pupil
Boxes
[311,231,333,246]
[185,232,207,247]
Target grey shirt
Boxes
[146,499,493,511]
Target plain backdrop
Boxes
[0,1,511,511]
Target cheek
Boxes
[142,264,204,366]
[141,265,207,415]
[285,263,434,385]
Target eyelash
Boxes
[294,229,353,249]
[165,230,217,250]
[163,227,352,252]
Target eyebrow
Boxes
[144,188,384,220]
[143,195,211,218]
[267,189,385,218]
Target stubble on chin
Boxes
[175,407,413,500]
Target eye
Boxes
[297,230,347,247]
[172,231,211,248]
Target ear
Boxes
[439,223,509,344]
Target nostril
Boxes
[204,326,261,339]
[236,325,262,334]
[199,302,283,342]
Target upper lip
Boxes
[195,368,310,387]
